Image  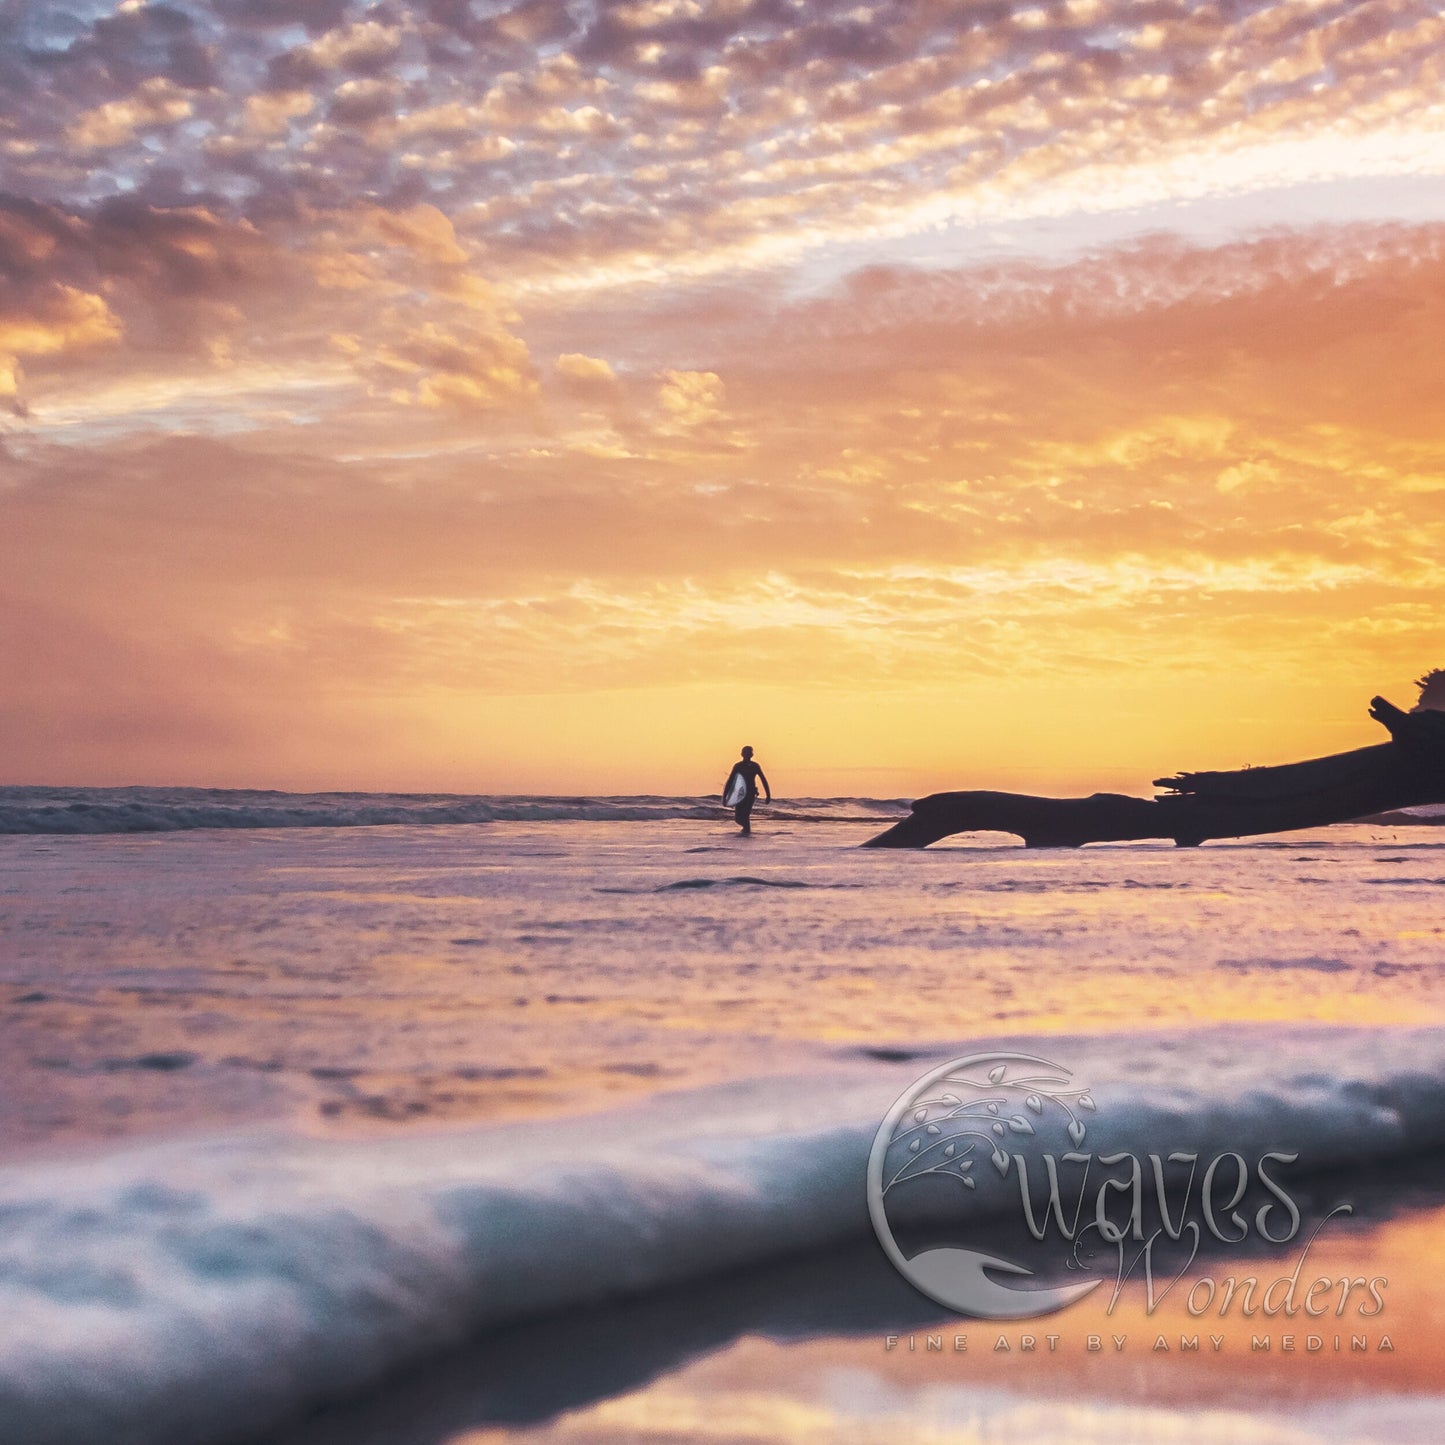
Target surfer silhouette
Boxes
[723,746,771,835]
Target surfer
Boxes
[723,746,771,835]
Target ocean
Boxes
[2,788,1444,1443]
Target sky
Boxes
[2,0,1443,796]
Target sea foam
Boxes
[0,787,908,835]
[3,1025,1445,1445]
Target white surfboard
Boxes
[723,773,747,807]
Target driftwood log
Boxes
[863,695,1445,849]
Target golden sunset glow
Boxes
[3,0,1444,792]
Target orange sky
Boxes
[2,0,1443,794]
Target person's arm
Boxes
[758,768,771,801]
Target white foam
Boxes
[4,1026,1445,1444]
[0,787,908,835]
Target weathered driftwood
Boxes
[863,695,1445,849]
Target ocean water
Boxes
[0,785,907,835]
[2,790,1445,1443]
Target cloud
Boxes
[215,0,350,35]
[267,20,403,87]
[4,0,1440,299]
[557,352,616,383]
[657,368,724,427]
[555,351,621,403]
[366,202,470,265]
[240,88,315,136]
[65,77,196,150]
[375,319,538,411]
[328,77,405,126]
[0,285,122,415]
[0,193,292,410]
[302,202,539,413]
[1,1,1443,785]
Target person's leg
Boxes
[735,795,754,834]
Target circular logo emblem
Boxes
[867,1051,1103,1319]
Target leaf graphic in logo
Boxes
[870,1052,1105,1321]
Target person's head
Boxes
[741,745,754,759]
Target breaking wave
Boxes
[0,787,910,836]
[4,1025,1445,1444]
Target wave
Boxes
[0,787,911,836]
[599,875,860,893]
[656,875,815,890]
[1364,805,1445,826]
[4,1024,1445,1445]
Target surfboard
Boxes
[723,772,747,807]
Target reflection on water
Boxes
[268,1158,1445,1445]
[3,822,1445,1150]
